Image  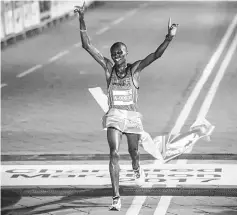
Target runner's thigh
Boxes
[107,127,123,151]
[126,133,140,151]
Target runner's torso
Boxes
[107,65,139,111]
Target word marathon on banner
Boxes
[2,164,237,187]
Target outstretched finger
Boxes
[82,1,86,10]
[168,17,171,30]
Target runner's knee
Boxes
[110,149,120,160]
[128,147,139,157]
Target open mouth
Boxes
[114,58,121,62]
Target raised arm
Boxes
[136,18,179,72]
[74,3,112,73]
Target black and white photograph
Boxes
[1,0,237,214]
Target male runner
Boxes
[74,2,178,211]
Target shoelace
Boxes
[111,196,121,207]
[112,196,120,202]
[134,168,140,179]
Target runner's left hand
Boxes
[74,1,86,17]
[168,17,179,37]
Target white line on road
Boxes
[79,71,88,75]
[125,9,138,18]
[74,42,81,48]
[96,26,109,35]
[112,17,125,25]
[170,13,237,136]
[125,2,148,18]
[126,196,147,215]
[48,50,70,63]
[154,196,172,215]
[197,30,237,120]
[16,64,43,78]
[1,83,8,88]
[154,16,237,215]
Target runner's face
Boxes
[111,45,127,65]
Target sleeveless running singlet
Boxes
[108,65,139,112]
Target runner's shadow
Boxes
[208,210,237,215]
[1,190,22,215]
[1,195,108,215]
[1,190,22,208]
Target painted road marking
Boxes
[155,196,174,215]
[2,164,237,187]
[79,70,88,74]
[16,64,43,78]
[170,13,237,135]
[197,30,237,120]
[95,26,109,35]
[125,9,138,18]
[73,42,81,48]
[1,83,8,88]
[154,16,237,215]
[48,50,70,63]
[125,3,147,18]
[112,17,125,25]
[126,196,147,215]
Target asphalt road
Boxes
[1,1,237,215]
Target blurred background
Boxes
[1,1,92,45]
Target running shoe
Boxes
[134,167,145,186]
[109,196,121,211]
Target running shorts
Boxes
[102,108,144,134]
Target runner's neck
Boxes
[115,63,128,78]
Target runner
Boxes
[74,2,178,211]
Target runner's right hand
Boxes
[74,1,86,16]
[168,17,179,37]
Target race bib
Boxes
[112,89,133,105]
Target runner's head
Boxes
[110,42,128,65]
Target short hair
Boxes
[110,42,127,53]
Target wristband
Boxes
[80,29,87,32]
[165,34,174,41]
